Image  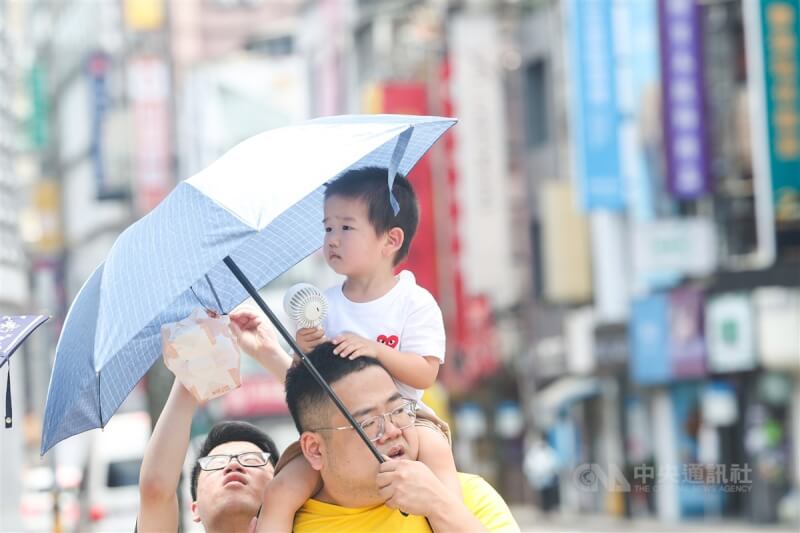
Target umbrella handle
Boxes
[223,256,386,462]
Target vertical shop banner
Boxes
[87,52,110,198]
[128,56,172,216]
[540,180,592,303]
[437,58,501,392]
[26,65,49,150]
[616,0,661,220]
[669,287,706,378]
[364,82,440,300]
[671,383,721,516]
[705,293,757,373]
[659,0,710,198]
[756,0,800,254]
[566,0,624,211]
[630,294,671,384]
[450,13,516,308]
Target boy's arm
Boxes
[138,379,197,533]
[374,345,439,390]
[416,425,462,498]
[331,334,440,390]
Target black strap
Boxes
[5,362,11,428]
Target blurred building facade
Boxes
[1,1,31,528]
[517,0,800,527]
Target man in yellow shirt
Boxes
[139,306,519,532]
[264,342,520,533]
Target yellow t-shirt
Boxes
[293,472,520,533]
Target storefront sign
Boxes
[128,56,172,215]
[566,0,624,210]
[764,1,800,254]
[754,287,800,370]
[594,324,628,372]
[705,293,757,373]
[669,287,706,378]
[630,294,671,384]
[659,0,710,198]
[632,217,717,278]
[540,180,592,303]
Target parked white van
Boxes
[82,410,151,532]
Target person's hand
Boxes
[229,305,281,363]
[376,458,454,516]
[296,327,327,353]
[332,333,381,360]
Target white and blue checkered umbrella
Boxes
[41,115,455,454]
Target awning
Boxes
[533,376,601,417]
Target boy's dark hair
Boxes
[190,421,279,501]
[285,342,385,434]
[325,166,419,265]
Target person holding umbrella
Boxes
[261,342,519,532]
[137,310,290,533]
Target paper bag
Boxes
[161,308,242,402]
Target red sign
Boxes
[368,83,440,301]
[221,375,288,418]
[436,60,501,392]
[128,56,172,215]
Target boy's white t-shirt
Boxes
[322,270,445,402]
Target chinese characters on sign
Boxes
[659,0,710,198]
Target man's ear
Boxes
[299,432,325,471]
[191,501,202,523]
[383,227,404,257]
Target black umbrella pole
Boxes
[223,256,385,463]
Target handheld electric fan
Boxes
[283,283,328,329]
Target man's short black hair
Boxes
[325,166,419,265]
[190,421,279,501]
[285,342,385,434]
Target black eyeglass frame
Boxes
[197,451,272,471]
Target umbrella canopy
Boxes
[42,115,455,454]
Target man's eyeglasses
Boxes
[197,451,271,471]
[311,399,417,442]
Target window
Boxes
[525,59,550,148]
[107,459,142,488]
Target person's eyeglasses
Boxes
[197,451,271,471]
[311,399,417,442]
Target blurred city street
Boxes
[1,0,800,531]
[511,505,800,532]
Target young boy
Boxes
[259,166,458,531]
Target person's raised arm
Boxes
[137,379,198,533]
[229,305,293,382]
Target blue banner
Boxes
[567,0,625,211]
[630,294,671,384]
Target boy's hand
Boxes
[332,333,381,360]
[296,327,327,353]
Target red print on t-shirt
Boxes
[376,334,399,349]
